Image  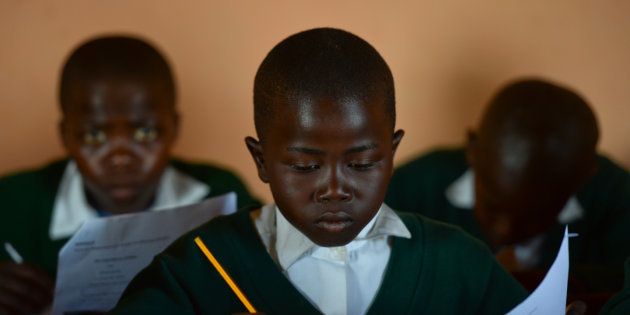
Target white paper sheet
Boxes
[507,226,569,315]
[51,192,237,315]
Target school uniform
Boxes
[0,158,259,277]
[111,204,527,315]
[600,258,630,315]
[385,148,630,286]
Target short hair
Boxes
[479,78,599,164]
[59,35,176,112]
[253,28,395,140]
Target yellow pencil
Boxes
[194,236,257,314]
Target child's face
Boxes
[60,78,178,214]
[467,134,580,247]
[247,95,403,247]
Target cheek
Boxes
[352,166,392,199]
[137,143,172,175]
[74,146,106,177]
[269,167,313,200]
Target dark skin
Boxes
[466,128,597,249]
[0,263,54,315]
[61,77,179,214]
[0,76,178,315]
[246,94,403,247]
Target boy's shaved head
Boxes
[479,78,599,162]
[253,27,395,140]
[246,28,404,246]
[469,78,599,246]
[59,35,176,111]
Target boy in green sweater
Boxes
[385,79,630,293]
[0,36,258,315]
[111,28,527,314]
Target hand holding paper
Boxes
[51,192,237,315]
[0,261,53,315]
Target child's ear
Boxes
[392,129,405,155]
[245,136,269,183]
[465,129,478,167]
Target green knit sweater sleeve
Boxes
[449,231,529,315]
[600,258,630,315]
[475,256,531,314]
[397,213,528,314]
[112,216,266,314]
[110,256,196,315]
[111,212,269,315]
[578,155,630,264]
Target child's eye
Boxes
[290,164,320,172]
[348,162,376,171]
[133,126,158,143]
[83,129,107,145]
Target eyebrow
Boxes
[286,147,325,155]
[286,143,379,155]
[345,143,379,154]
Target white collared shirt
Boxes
[253,204,411,315]
[445,169,584,268]
[49,161,210,240]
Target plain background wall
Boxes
[1,0,629,202]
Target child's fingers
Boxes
[0,262,53,314]
[0,276,52,310]
[0,287,47,315]
[0,262,54,293]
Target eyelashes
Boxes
[290,164,320,172]
[347,162,377,171]
[289,161,377,173]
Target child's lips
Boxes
[315,212,354,233]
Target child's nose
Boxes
[105,149,137,170]
[103,136,139,171]
[315,166,352,203]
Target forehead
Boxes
[268,94,390,143]
[63,77,173,120]
[295,95,372,127]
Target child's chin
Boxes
[310,232,356,247]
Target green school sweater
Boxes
[600,259,630,315]
[385,148,630,289]
[0,158,260,277]
[111,208,527,315]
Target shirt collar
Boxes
[261,203,411,271]
[49,161,210,240]
[445,168,584,225]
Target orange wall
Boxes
[1,1,629,203]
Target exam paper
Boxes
[51,192,237,315]
[507,226,570,315]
